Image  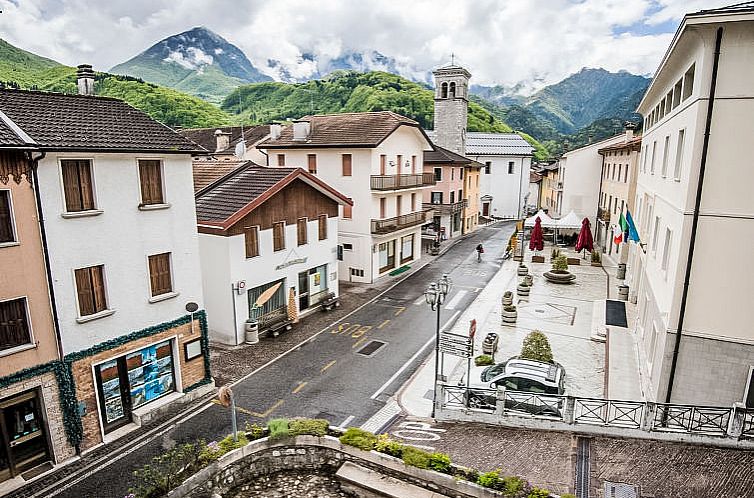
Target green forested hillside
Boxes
[223,71,548,159]
[0,38,232,128]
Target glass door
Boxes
[0,389,51,480]
[95,358,132,433]
[298,271,309,311]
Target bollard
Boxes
[617,263,627,280]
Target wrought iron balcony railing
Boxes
[371,210,430,234]
[370,172,436,191]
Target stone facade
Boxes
[71,317,207,451]
[432,66,471,155]
[0,371,76,464]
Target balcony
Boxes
[371,210,430,235]
[370,173,436,191]
[422,199,467,215]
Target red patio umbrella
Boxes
[529,216,544,252]
[575,217,594,253]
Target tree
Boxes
[520,330,553,363]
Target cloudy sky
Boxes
[0,0,733,89]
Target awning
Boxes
[524,209,556,228]
[555,210,583,229]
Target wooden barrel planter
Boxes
[517,282,531,296]
[517,264,529,276]
[543,270,576,284]
[501,306,517,324]
[531,255,545,263]
[502,292,514,306]
[567,257,581,266]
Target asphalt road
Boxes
[54,221,515,498]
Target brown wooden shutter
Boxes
[61,160,82,212]
[343,202,352,219]
[75,267,96,316]
[139,160,163,205]
[148,253,172,296]
[0,191,14,243]
[273,222,285,251]
[77,161,95,211]
[307,154,317,174]
[91,266,107,312]
[411,155,417,174]
[380,155,386,175]
[245,227,259,258]
[277,154,285,166]
[297,218,307,246]
[0,298,30,350]
[342,154,352,176]
[318,214,327,240]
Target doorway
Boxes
[298,265,328,311]
[0,389,52,482]
[482,202,490,217]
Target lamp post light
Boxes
[424,273,452,418]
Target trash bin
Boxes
[618,285,629,301]
[244,320,259,344]
[617,263,626,280]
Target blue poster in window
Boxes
[127,340,174,408]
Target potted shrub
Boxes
[550,248,561,261]
[516,279,530,296]
[544,254,576,284]
[517,263,528,276]
[591,250,602,267]
[523,274,533,286]
[520,329,554,363]
[501,304,517,324]
[502,290,514,306]
[474,354,494,366]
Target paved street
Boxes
[23,222,514,498]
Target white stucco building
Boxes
[195,165,351,345]
[259,112,434,283]
[627,4,754,407]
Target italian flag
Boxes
[614,213,628,245]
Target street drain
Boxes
[357,340,386,357]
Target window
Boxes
[450,168,454,181]
[434,167,442,182]
[661,228,672,271]
[148,253,172,297]
[307,154,317,174]
[661,136,670,177]
[450,191,455,204]
[0,297,31,351]
[380,197,386,218]
[400,234,414,264]
[397,155,403,170]
[650,141,657,174]
[396,195,402,216]
[245,227,259,258]
[380,155,387,175]
[297,218,308,245]
[350,268,364,277]
[411,192,416,211]
[484,161,491,174]
[411,155,417,174]
[682,64,695,101]
[138,160,164,206]
[0,190,15,243]
[659,97,666,119]
[343,243,353,251]
[277,154,285,166]
[431,192,443,204]
[618,164,622,182]
[624,164,629,183]
[620,200,624,216]
[672,79,682,108]
[508,161,514,174]
[674,129,685,180]
[440,82,448,99]
[642,145,648,173]
[449,82,456,97]
[665,91,672,115]
[318,214,327,240]
[459,168,463,179]
[341,154,352,176]
[61,159,95,212]
[273,222,285,251]
[343,202,352,219]
[74,265,107,317]
[652,216,660,253]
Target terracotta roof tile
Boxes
[0,89,204,153]
[260,111,424,148]
[0,118,25,147]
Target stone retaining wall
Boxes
[168,435,504,498]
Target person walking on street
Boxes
[476,243,484,262]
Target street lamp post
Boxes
[424,274,452,418]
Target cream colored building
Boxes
[596,127,641,260]
[627,4,754,407]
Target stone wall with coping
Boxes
[168,435,506,498]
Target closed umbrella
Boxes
[575,217,594,254]
[529,216,544,252]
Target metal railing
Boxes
[438,385,753,441]
[422,199,467,215]
[574,398,644,429]
[370,173,436,190]
[651,403,731,436]
[371,211,429,234]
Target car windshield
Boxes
[481,363,506,382]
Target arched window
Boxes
[449,82,456,97]
[441,82,448,98]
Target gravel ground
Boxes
[228,471,354,498]
[210,281,394,386]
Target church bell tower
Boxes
[432,63,471,155]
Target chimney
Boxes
[292,120,311,141]
[269,123,282,140]
[214,129,231,152]
[624,121,636,141]
[76,64,95,96]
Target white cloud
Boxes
[0,0,730,88]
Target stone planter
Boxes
[502,293,514,306]
[517,283,530,296]
[501,307,517,324]
[531,255,545,263]
[567,257,581,266]
[517,265,528,276]
[543,270,576,284]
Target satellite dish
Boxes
[185,302,199,313]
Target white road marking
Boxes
[444,290,468,310]
[413,295,426,306]
[370,336,435,400]
[337,415,355,428]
